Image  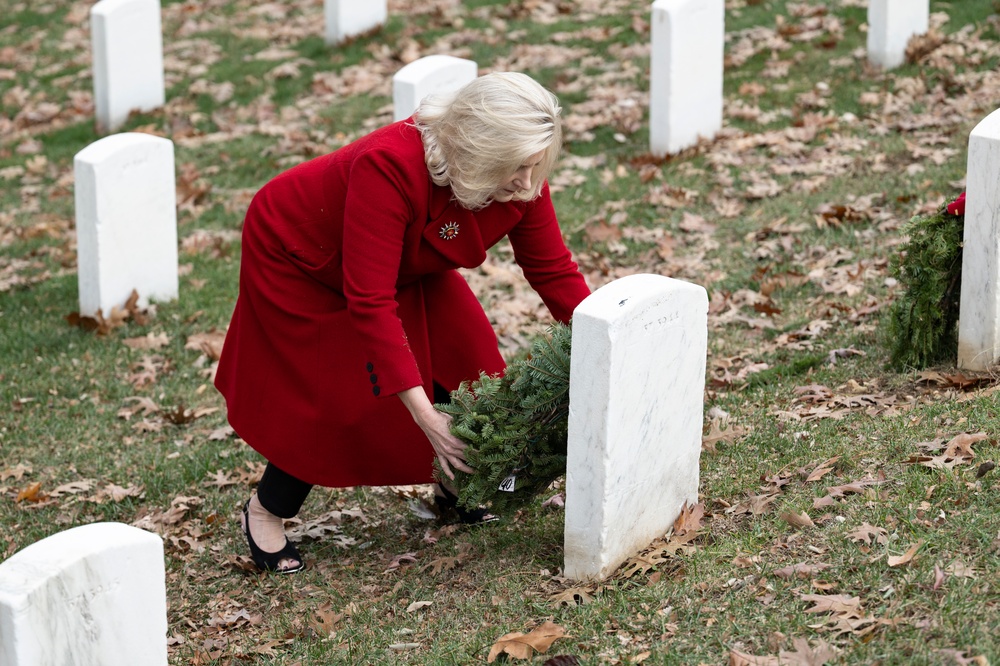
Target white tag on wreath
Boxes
[498,475,516,492]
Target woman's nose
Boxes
[514,168,532,190]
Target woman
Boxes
[215,72,591,573]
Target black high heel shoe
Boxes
[434,484,500,525]
[241,500,305,574]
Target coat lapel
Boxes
[422,185,486,268]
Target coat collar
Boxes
[422,184,486,268]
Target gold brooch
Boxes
[439,221,460,240]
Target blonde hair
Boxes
[414,72,562,210]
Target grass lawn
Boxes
[2,0,1000,663]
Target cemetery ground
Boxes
[2,0,1000,663]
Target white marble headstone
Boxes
[564,274,708,581]
[867,0,929,70]
[392,55,478,122]
[649,0,724,157]
[325,0,387,45]
[74,132,178,318]
[0,523,167,666]
[90,0,166,133]
[958,107,1000,371]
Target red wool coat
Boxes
[215,120,591,487]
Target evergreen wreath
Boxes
[886,193,966,369]
[435,322,572,515]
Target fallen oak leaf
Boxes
[251,640,284,656]
[905,454,966,470]
[118,396,160,420]
[309,602,343,637]
[728,646,781,665]
[487,621,567,663]
[420,556,461,575]
[729,637,839,666]
[942,432,987,458]
[887,540,923,567]
[781,510,815,528]
[772,562,832,580]
[49,480,95,497]
[549,587,595,606]
[184,329,227,360]
[226,553,259,573]
[932,564,945,591]
[122,332,170,349]
[208,425,235,441]
[845,523,888,546]
[805,456,839,482]
[782,637,839,663]
[702,417,746,453]
[673,501,705,536]
[800,593,862,616]
[0,463,32,481]
[93,483,143,503]
[16,481,45,503]
[384,551,418,573]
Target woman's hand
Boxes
[398,386,474,480]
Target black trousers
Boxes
[255,382,454,518]
[256,463,313,519]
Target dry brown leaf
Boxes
[726,492,779,516]
[122,332,170,350]
[673,501,705,536]
[16,481,44,503]
[703,417,747,453]
[729,647,781,666]
[936,649,990,665]
[781,510,815,529]
[487,621,566,663]
[185,329,228,360]
[800,593,862,616]
[932,564,946,591]
[772,562,832,580]
[887,540,923,567]
[905,454,965,470]
[805,456,839,482]
[942,432,987,458]
[420,556,461,575]
[49,480,95,497]
[208,425,236,441]
[845,523,888,546]
[308,602,343,637]
[384,551,419,573]
[0,464,31,482]
[730,637,838,665]
[93,483,143,503]
[550,587,595,606]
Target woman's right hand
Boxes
[397,386,474,480]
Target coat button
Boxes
[370,374,378,384]
[372,386,381,396]
[366,362,374,372]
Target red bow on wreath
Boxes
[947,192,966,216]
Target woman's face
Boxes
[493,150,545,202]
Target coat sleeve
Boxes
[507,182,591,323]
[341,146,425,398]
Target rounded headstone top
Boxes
[0,522,162,599]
